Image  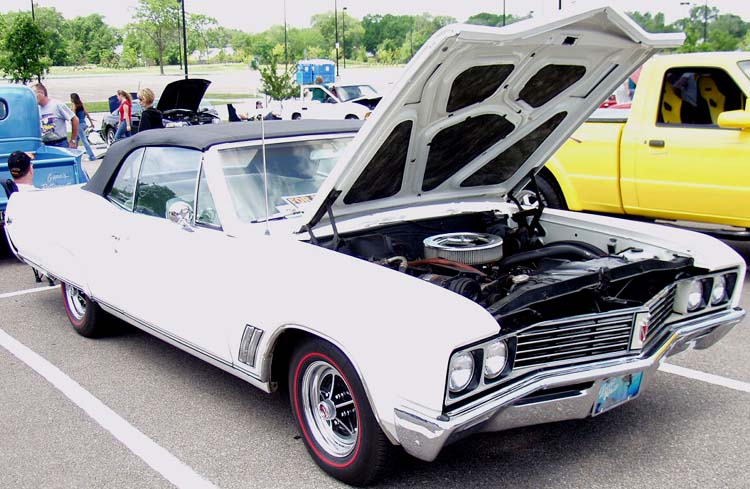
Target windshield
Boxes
[336,85,378,102]
[219,136,354,222]
[739,60,750,81]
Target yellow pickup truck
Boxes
[532,52,750,238]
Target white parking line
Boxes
[0,285,60,300]
[0,327,219,489]
[660,363,750,394]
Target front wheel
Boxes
[289,339,393,486]
[516,174,566,209]
[344,114,359,120]
[105,127,115,147]
[61,282,108,338]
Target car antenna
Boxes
[260,114,272,236]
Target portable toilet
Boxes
[296,59,335,85]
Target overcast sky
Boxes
[3,0,750,32]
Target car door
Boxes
[108,146,234,360]
[622,66,750,228]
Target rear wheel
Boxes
[61,282,108,338]
[292,113,302,120]
[289,338,393,486]
[345,114,359,120]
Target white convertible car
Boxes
[4,9,746,486]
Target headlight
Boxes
[165,121,189,128]
[483,340,508,379]
[687,280,705,311]
[711,275,727,305]
[448,351,474,392]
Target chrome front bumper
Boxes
[393,308,745,462]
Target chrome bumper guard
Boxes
[394,308,745,462]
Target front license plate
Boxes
[592,372,643,416]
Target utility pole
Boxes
[559,0,562,10]
[503,0,506,26]
[180,0,188,79]
[334,0,339,77]
[30,0,35,20]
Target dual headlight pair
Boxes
[684,273,736,312]
[448,339,509,394]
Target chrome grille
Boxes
[515,312,634,369]
[644,285,676,345]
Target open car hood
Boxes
[156,79,211,113]
[300,8,683,233]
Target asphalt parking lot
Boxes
[0,235,748,488]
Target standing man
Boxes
[32,82,79,149]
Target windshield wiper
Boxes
[251,208,304,223]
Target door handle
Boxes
[648,139,665,148]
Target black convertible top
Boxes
[84,119,363,196]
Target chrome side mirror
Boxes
[167,201,194,231]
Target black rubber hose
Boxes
[498,242,605,271]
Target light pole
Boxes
[284,0,288,71]
[342,7,347,69]
[334,0,339,77]
[703,0,708,44]
[179,0,188,79]
[680,1,709,44]
[30,0,35,20]
[502,0,506,26]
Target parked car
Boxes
[4,9,746,486]
[100,79,220,145]
[525,52,750,238]
[1,85,87,230]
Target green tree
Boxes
[188,13,218,61]
[68,14,120,64]
[259,55,297,102]
[130,0,181,74]
[0,14,49,83]
[626,11,676,33]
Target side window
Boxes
[310,88,326,102]
[658,67,747,126]
[134,147,202,219]
[107,148,145,211]
[196,167,221,228]
[0,99,7,120]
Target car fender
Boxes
[223,234,499,425]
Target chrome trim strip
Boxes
[97,301,270,393]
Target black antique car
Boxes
[100,78,220,145]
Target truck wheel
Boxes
[61,282,108,338]
[289,338,393,485]
[517,174,566,209]
[292,113,302,120]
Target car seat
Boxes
[661,81,682,124]
[698,76,726,125]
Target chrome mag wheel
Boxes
[64,284,87,321]
[301,360,359,458]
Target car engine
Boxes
[321,210,696,333]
